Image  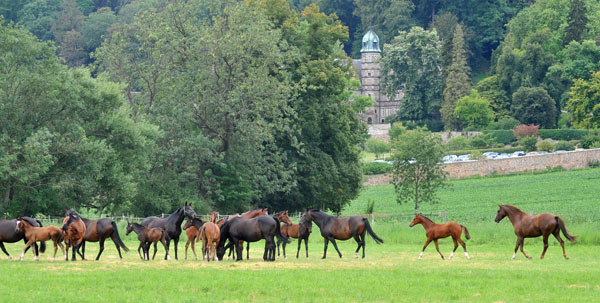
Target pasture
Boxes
[1,168,599,302]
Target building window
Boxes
[373,42,378,49]
[367,117,372,124]
[374,109,377,113]
[381,119,385,123]
[363,42,366,47]
[368,72,371,76]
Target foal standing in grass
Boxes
[409,213,471,260]
[15,217,65,260]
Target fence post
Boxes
[161,213,164,218]
[443,209,446,223]
[371,213,375,225]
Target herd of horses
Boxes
[0,203,577,262]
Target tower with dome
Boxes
[353,28,403,124]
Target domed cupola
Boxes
[360,28,381,53]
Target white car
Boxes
[483,152,498,159]
[511,151,526,157]
[442,155,458,163]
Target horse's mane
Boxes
[500,204,525,214]
[417,213,435,224]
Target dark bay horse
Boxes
[0,217,46,260]
[304,210,383,259]
[495,204,576,259]
[182,217,205,260]
[126,222,169,261]
[217,216,286,261]
[141,203,197,260]
[225,208,269,260]
[276,211,313,259]
[15,217,65,260]
[409,213,471,260]
[62,211,86,261]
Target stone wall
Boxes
[368,124,391,142]
[363,148,600,186]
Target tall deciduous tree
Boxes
[566,71,600,129]
[51,0,86,66]
[511,87,557,128]
[392,128,447,213]
[453,90,494,130]
[441,24,470,130]
[475,75,509,119]
[381,26,443,121]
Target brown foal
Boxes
[409,213,471,260]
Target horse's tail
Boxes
[461,225,471,240]
[556,216,577,243]
[196,225,205,243]
[363,218,384,244]
[273,216,290,243]
[110,221,129,252]
[35,219,47,253]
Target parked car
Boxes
[511,151,526,157]
[372,159,393,164]
[496,153,510,159]
[456,154,472,161]
[483,152,498,159]
[536,151,549,155]
[442,155,458,163]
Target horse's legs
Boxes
[361,233,366,259]
[20,239,34,260]
[0,242,12,260]
[263,241,268,261]
[137,243,143,259]
[540,234,550,259]
[184,239,190,260]
[282,239,287,259]
[296,237,302,259]
[419,239,432,260]
[234,238,243,261]
[353,235,361,258]
[329,238,343,259]
[32,242,38,261]
[449,238,458,260]
[434,239,444,260]
[304,237,309,258]
[75,241,84,260]
[519,237,531,259]
[172,236,179,260]
[322,237,329,259]
[53,241,58,260]
[64,240,70,261]
[552,230,569,259]
[457,238,469,259]
[246,241,250,260]
[96,237,106,260]
[81,240,86,260]
[152,241,158,260]
[277,237,281,258]
[191,237,198,260]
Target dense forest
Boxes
[2,0,600,217]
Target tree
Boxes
[51,0,86,66]
[441,24,470,130]
[475,75,509,119]
[566,71,600,129]
[17,0,62,41]
[511,87,557,128]
[388,122,407,141]
[431,12,458,78]
[453,90,493,130]
[392,129,447,213]
[366,138,390,159]
[564,0,588,45]
[381,26,443,121]
[80,7,117,54]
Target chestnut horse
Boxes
[182,217,205,260]
[61,211,86,261]
[494,204,576,259]
[304,210,383,259]
[15,217,65,260]
[276,211,313,259]
[0,217,46,260]
[409,213,471,260]
[199,222,220,261]
[125,222,169,261]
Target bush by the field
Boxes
[539,129,590,141]
[554,140,576,151]
[362,162,393,175]
[483,130,516,144]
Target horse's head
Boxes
[15,217,24,232]
[125,222,134,235]
[276,211,293,225]
[183,202,197,219]
[209,212,219,223]
[409,214,423,227]
[299,214,313,233]
[261,208,269,216]
[494,205,508,223]
[183,219,192,230]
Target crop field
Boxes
[1,168,599,302]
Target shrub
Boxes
[519,136,538,152]
[362,162,393,175]
[536,140,554,152]
[389,122,407,141]
[399,119,445,132]
[469,134,496,148]
[366,138,390,158]
[539,129,589,141]
[487,117,520,130]
[483,130,516,144]
[365,199,376,214]
[448,136,469,150]
[512,124,539,139]
[579,135,600,149]
[554,141,576,151]
[469,150,486,160]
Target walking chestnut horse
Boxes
[15,217,65,260]
[494,204,576,259]
[0,217,46,260]
[276,211,313,259]
[126,222,169,261]
[199,222,220,261]
[303,210,383,259]
[62,210,86,261]
[409,213,471,260]
[182,217,205,260]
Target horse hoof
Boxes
[354,253,358,259]
[8,256,12,260]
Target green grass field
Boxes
[1,168,599,302]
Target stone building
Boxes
[353,29,403,124]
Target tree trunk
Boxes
[414,185,419,213]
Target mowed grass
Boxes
[1,168,599,302]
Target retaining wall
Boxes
[363,148,600,186]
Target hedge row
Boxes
[483,130,515,144]
[362,162,393,175]
[539,129,590,141]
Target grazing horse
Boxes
[125,222,169,261]
[141,202,197,260]
[15,217,65,260]
[182,217,205,260]
[304,209,384,259]
[0,217,46,260]
[276,211,313,259]
[494,204,576,259]
[62,211,86,261]
[409,213,471,260]
[217,216,287,261]
[225,208,269,260]
[199,222,220,261]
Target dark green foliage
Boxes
[564,0,588,45]
[579,135,600,149]
[442,25,471,130]
[483,130,517,144]
[554,140,576,151]
[519,136,538,152]
[539,129,590,141]
[511,87,557,128]
[389,119,444,132]
[487,117,520,130]
[362,162,393,175]
[476,75,510,119]
[468,134,496,149]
